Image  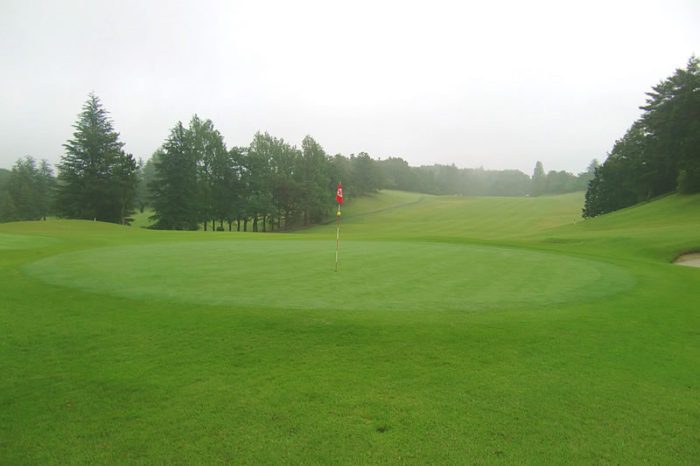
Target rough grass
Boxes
[1,191,699,464]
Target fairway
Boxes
[0,232,58,250]
[24,240,634,311]
[2,191,699,464]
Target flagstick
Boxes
[335,203,340,272]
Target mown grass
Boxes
[1,191,698,464]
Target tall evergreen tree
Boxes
[641,56,700,194]
[149,122,200,230]
[112,152,139,225]
[530,161,546,196]
[55,94,138,223]
[584,56,700,217]
[583,122,651,217]
[36,159,55,220]
[1,156,55,222]
[7,156,41,220]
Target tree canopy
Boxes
[0,157,54,222]
[584,56,700,217]
[55,94,138,224]
[4,91,610,227]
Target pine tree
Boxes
[7,156,41,220]
[55,94,138,223]
[530,161,546,196]
[36,159,55,220]
[3,156,55,221]
[641,56,700,194]
[584,56,700,217]
[149,122,201,230]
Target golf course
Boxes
[1,190,698,463]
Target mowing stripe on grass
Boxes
[0,232,59,250]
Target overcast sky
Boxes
[1,0,698,174]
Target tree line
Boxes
[1,93,598,227]
[583,56,700,217]
[0,157,54,222]
[382,158,595,198]
[146,117,382,231]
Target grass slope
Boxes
[1,191,698,464]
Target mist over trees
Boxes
[3,57,698,225]
[0,157,54,222]
[145,130,594,230]
[0,89,611,227]
[377,158,592,198]
[583,56,700,217]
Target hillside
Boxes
[535,192,700,262]
[304,190,585,241]
[304,190,700,262]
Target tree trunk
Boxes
[243,218,248,232]
[253,216,258,232]
[204,221,207,231]
[262,215,266,232]
[237,218,241,231]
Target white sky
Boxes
[1,0,698,174]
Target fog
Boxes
[1,0,698,174]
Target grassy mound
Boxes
[1,191,698,463]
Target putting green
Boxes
[23,240,635,311]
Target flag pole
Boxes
[335,181,343,272]
[335,203,340,272]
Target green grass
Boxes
[1,191,699,463]
[129,208,155,229]
[22,240,634,312]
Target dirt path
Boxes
[673,252,700,268]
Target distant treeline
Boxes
[583,56,700,217]
[1,95,595,228]
[0,159,54,223]
[383,159,594,197]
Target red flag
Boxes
[336,182,343,204]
